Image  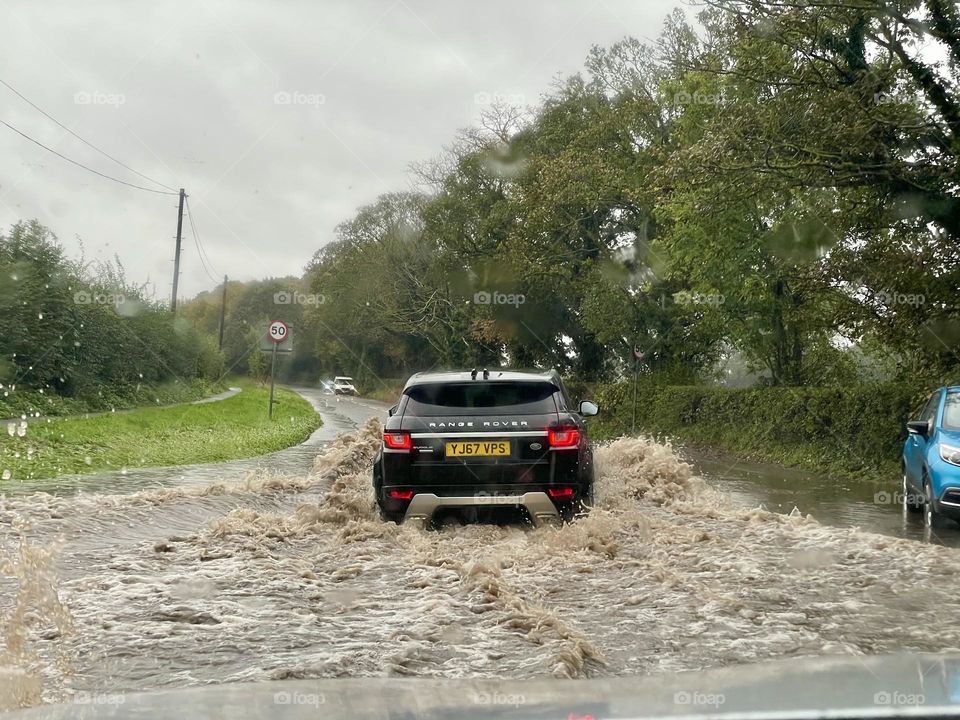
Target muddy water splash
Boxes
[0,517,74,711]
[5,422,960,705]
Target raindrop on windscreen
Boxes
[1,470,9,481]
[84,456,92,465]
[17,422,27,437]
[6,423,14,437]
[38,313,43,319]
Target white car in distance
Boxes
[333,376,357,395]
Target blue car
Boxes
[902,386,960,525]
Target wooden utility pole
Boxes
[218,275,228,349]
[171,188,185,312]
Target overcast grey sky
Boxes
[1,0,681,301]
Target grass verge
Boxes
[0,384,321,483]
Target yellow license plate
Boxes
[445,440,510,458]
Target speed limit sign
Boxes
[268,320,289,344]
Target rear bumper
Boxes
[403,491,560,525]
[380,456,589,512]
[379,480,589,512]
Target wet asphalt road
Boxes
[1,386,954,547]
[3,389,960,709]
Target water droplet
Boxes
[38,313,43,319]
[1,470,9,480]
[84,456,92,465]
[6,423,14,436]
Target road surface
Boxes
[2,390,960,711]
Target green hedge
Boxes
[591,381,928,478]
[0,378,225,420]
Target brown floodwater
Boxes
[2,392,959,712]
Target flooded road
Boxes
[683,447,960,549]
[3,398,960,711]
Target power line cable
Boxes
[188,201,219,278]
[184,195,220,283]
[1,118,179,195]
[189,217,217,283]
[185,196,219,278]
[0,77,178,193]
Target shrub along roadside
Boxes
[590,381,928,479]
[0,384,321,483]
[0,378,226,420]
[360,379,405,405]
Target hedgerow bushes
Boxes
[0,220,224,414]
[591,380,928,477]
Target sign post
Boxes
[632,344,644,434]
[266,320,289,419]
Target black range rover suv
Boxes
[372,369,599,524]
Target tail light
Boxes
[383,431,412,451]
[389,489,414,500]
[548,427,580,449]
[547,487,575,500]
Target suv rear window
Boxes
[404,381,558,416]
